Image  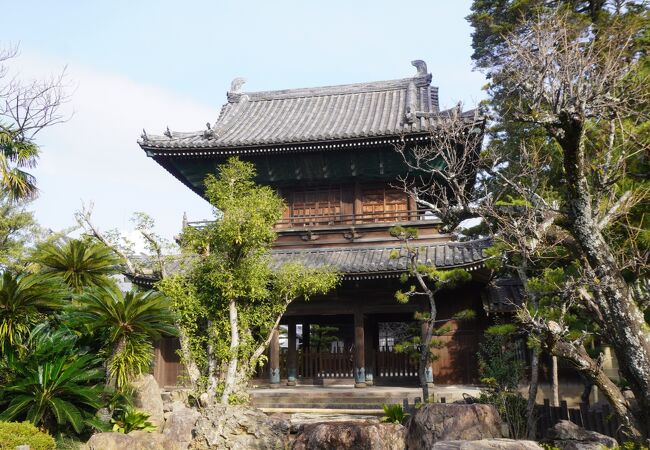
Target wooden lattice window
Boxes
[289,187,342,225]
[360,187,408,222]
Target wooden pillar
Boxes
[421,320,434,389]
[269,327,280,388]
[354,309,366,388]
[302,322,310,352]
[364,317,375,386]
[287,320,297,386]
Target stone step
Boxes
[261,407,384,415]
[255,402,399,409]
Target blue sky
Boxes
[4,1,486,242]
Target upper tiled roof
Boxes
[139,60,472,151]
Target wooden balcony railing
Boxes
[185,209,440,231]
[275,209,439,229]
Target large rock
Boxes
[162,405,202,448]
[406,403,502,450]
[432,439,543,449]
[190,404,289,450]
[292,421,406,450]
[132,374,165,427]
[545,420,618,450]
[84,430,188,450]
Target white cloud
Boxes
[16,51,216,239]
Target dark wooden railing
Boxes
[535,399,623,440]
[376,350,418,378]
[275,209,438,228]
[301,350,354,378]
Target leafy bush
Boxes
[110,406,156,433]
[381,404,410,425]
[0,421,56,450]
[476,325,529,439]
[0,327,105,436]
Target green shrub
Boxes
[111,406,156,433]
[381,403,410,425]
[0,421,56,450]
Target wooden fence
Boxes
[535,399,622,440]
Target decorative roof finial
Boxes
[141,129,148,142]
[230,77,247,93]
[164,126,172,138]
[411,60,428,77]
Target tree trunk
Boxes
[552,337,642,440]
[108,335,128,388]
[551,355,559,407]
[558,117,650,437]
[526,347,540,439]
[415,271,437,403]
[176,324,200,390]
[220,298,239,404]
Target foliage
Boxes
[0,327,105,436]
[0,271,67,353]
[389,225,471,402]
[307,324,340,352]
[0,193,40,270]
[161,157,340,402]
[381,404,410,425]
[32,238,123,293]
[477,325,529,439]
[0,421,56,450]
[110,406,156,434]
[478,325,525,392]
[71,288,177,387]
[0,46,67,202]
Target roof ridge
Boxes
[227,75,433,103]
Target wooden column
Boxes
[269,327,280,388]
[302,322,310,352]
[354,309,366,388]
[287,321,297,386]
[421,320,434,390]
[364,316,375,386]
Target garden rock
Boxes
[432,439,543,449]
[84,432,138,450]
[292,421,406,450]
[544,420,618,450]
[132,373,165,427]
[406,403,502,450]
[162,405,201,448]
[189,404,289,449]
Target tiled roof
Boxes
[270,238,492,279]
[125,238,492,286]
[139,60,478,151]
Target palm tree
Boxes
[32,238,123,293]
[0,327,105,435]
[0,130,39,201]
[72,288,177,387]
[0,271,66,352]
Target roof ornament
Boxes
[203,122,216,139]
[230,77,247,93]
[405,81,418,124]
[164,126,172,138]
[411,60,427,77]
[140,129,148,142]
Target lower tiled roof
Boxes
[126,238,492,286]
[270,238,491,279]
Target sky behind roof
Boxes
[4,1,486,242]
